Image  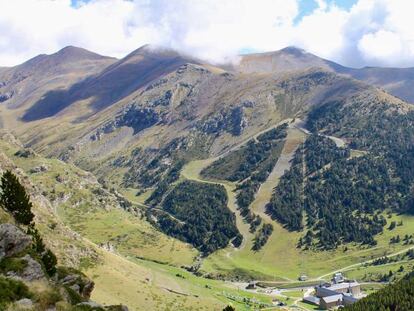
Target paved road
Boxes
[317,245,414,280]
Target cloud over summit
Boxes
[0,0,413,68]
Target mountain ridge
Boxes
[237,46,414,103]
[0,44,412,127]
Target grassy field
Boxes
[86,249,224,311]
[121,187,153,206]
[86,245,282,311]
[59,207,198,266]
[282,290,304,298]
[345,260,414,281]
[202,212,414,281]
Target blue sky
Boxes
[296,0,357,22]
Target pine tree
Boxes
[41,249,57,277]
[0,171,34,225]
[27,225,58,277]
[27,224,46,254]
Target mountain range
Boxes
[1,44,414,310]
[1,45,413,123]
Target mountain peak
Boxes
[125,44,183,60]
[53,45,112,61]
[19,46,113,71]
[279,46,307,55]
[237,46,332,74]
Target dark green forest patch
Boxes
[150,180,239,255]
[267,95,414,250]
[344,270,414,311]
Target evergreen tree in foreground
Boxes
[0,171,58,276]
[0,170,34,225]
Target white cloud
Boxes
[0,0,414,67]
[358,30,403,63]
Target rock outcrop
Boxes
[15,255,45,281]
[57,267,95,300]
[196,105,248,136]
[0,223,31,260]
[0,223,128,310]
[91,104,161,140]
[0,90,14,102]
[15,298,34,309]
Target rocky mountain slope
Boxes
[0,137,130,310]
[21,46,199,122]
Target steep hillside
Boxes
[0,46,116,127]
[0,132,198,266]
[16,67,366,195]
[0,133,99,268]
[22,46,198,121]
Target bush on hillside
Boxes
[0,276,32,309]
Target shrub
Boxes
[27,224,46,254]
[0,276,31,309]
[0,257,28,274]
[64,286,84,305]
[34,287,62,310]
[71,305,105,311]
